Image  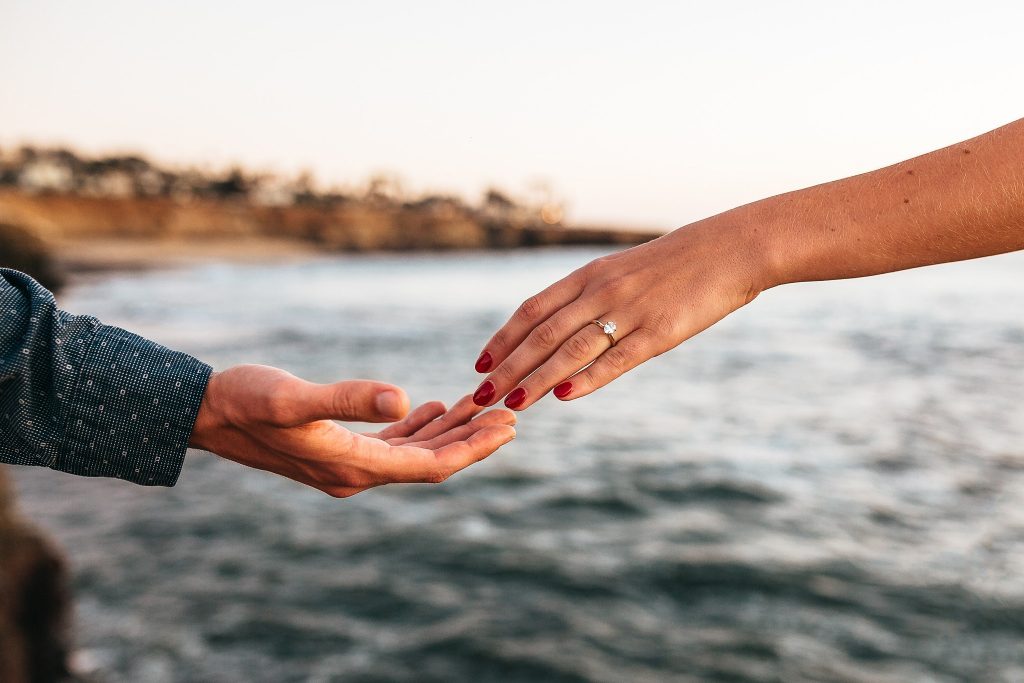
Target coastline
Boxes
[1,190,664,275]
[51,236,324,274]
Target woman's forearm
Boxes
[747,117,1024,289]
[472,118,1024,410]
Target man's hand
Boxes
[188,365,516,497]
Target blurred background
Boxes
[2,1,1023,681]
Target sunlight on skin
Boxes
[474,118,1024,411]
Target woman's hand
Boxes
[472,216,768,410]
[472,119,1024,412]
[189,365,516,497]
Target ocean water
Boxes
[10,247,1024,683]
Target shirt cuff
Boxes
[55,324,212,486]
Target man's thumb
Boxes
[317,380,410,423]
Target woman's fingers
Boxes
[493,317,633,410]
[550,330,656,401]
[473,273,584,373]
[472,301,599,406]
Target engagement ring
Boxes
[592,319,617,346]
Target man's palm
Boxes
[189,365,516,497]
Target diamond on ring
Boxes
[592,319,618,346]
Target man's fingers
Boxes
[371,401,446,440]
[405,409,516,450]
[282,380,410,425]
[474,273,584,374]
[431,424,517,477]
[389,394,483,445]
[373,424,516,484]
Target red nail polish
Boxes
[553,382,573,399]
[475,351,493,373]
[473,380,495,406]
[505,387,527,409]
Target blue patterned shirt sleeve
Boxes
[0,268,212,486]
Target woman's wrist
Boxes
[734,198,801,292]
[664,204,785,297]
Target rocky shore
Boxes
[0,189,661,271]
[0,469,73,683]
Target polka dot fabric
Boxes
[1,268,212,486]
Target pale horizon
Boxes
[2,0,1022,229]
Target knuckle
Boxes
[490,330,510,352]
[645,311,677,337]
[588,254,617,271]
[564,334,592,362]
[331,392,359,419]
[599,278,626,298]
[262,393,293,424]
[603,346,631,372]
[494,363,517,384]
[575,261,598,281]
[516,295,544,322]
[532,321,559,349]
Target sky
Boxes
[2,0,1023,229]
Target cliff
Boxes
[0,189,662,261]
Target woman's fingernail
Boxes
[475,351,493,373]
[473,380,496,406]
[553,382,573,399]
[504,387,527,410]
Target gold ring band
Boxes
[592,319,617,346]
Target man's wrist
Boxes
[188,370,225,452]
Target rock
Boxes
[0,221,64,291]
[0,469,74,682]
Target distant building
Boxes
[83,169,135,198]
[18,158,74,193]
[251,177,296,207]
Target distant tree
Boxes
[0,152,15,186]
[483,188,516,210]
[208,167,251,199]
[364,173,405,204]
[15,146,38,165]
[316,189,350,207]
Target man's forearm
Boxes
[0,269,211,486]
[740,118,1024,289]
